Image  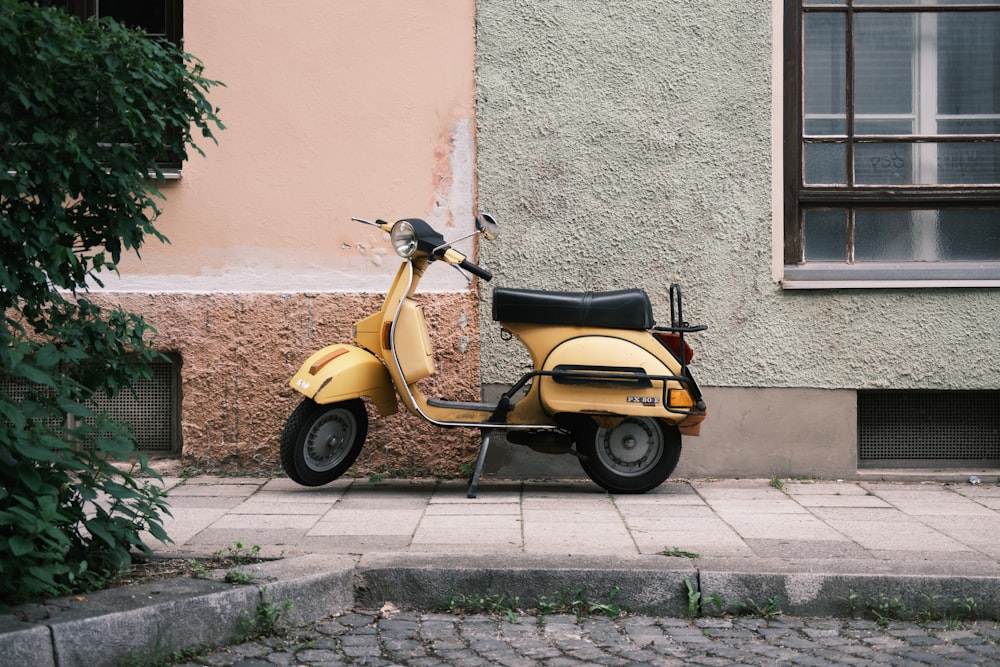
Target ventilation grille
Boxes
[858,390,1000,468]
[1,359,180,454]
[86,360,180,453]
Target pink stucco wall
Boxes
[96,2,483,473]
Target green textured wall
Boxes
[475,0,1000,391]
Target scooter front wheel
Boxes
[576,416,681,494]
[280,398,368,486]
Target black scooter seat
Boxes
[492,287,654,330]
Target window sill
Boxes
[782,262,1000,289]
[153,168,182,180]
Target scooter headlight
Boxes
[390,220,417,258]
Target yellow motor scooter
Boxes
[282,214,707,497]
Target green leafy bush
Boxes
[0,0,222,605]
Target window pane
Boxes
[938,210,1000,259]
[855,210,930,261]
[855,144,912,184]
[855,209,1000,261]
[937,142,1000,184]
[851,141,1000,185]
[804,13,846,135]
[855,119,913,135]
[97,0,167,36]
[804,210,848,261]
[805,142,846,184]
[938,119,1000,135]
[805,118,846,136]
[855,14,914,119]
[939,13,1000,116]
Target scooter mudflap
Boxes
[468,429,493,499]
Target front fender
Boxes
[289,344,398,416]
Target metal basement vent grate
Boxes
[858,390,1000,468]
[85,359,180,454]
[1,359,180,454]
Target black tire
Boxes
[575,416,681,494]
[280,398,368,486]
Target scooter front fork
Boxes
[467,428,493,499]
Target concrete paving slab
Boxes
[916,515,1000,548]
[744,538,871,560]
[411,515,521,547]
[185,527,312,550]
[793,494,892,508]
[866,549,998,563]
[633,535,753,558]
[210,513,319,531]
[309,510,423,537]
[300,535,413,553]
[630,519,750,556]
[521,496,616,510]
[407,540,524,554]
[720,514,848,542]
[235,488,344,503]
[804,506,910,522]
[227,500,335,515]
[784,482,873,496]
[880,500,998,516]
[613,493,706,507]
[860,483,963,499]
[706,499,812,514]
[423,502,520,516]
[619,504,718,519]
[166,483,260,497]
[259,477,352,492]
[163,494,248,509]
[145,506,230,545]
[824,519,969,552]
[523,521,635,555]
[430,481,521,503]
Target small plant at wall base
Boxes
[0,0,223,605]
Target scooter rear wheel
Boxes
[576,416,681,494]
[280,398,368,486]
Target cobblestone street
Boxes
[182,611,1000,666]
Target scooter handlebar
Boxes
[459,258,493,282]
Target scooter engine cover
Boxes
[539,335,682,419]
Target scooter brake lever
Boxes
[449,262,473,286]
[350,217,384,228]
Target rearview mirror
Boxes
[476,213,499,241]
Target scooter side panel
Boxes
[538,334,696,421]
[289,344,398,416]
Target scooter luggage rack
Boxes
[654,283,707,374]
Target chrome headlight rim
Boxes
[390,220,417,258]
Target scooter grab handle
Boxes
[439,246,492,281]
[459,258,493,282]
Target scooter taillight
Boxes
[653,331,694,364]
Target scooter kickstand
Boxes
[467,429,492,499]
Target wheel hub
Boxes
[305,411,355,471]
[597,418,662,476]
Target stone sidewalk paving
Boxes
[152,476,1000,572]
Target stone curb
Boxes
[0,555,356,667]
[5,553,1000,666]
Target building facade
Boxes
[88,1,1000,478]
